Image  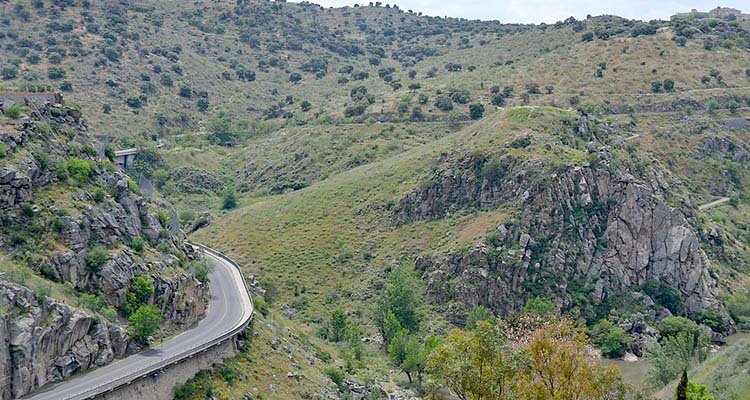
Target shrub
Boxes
[0,143,6,158]
[663,79,674,92]
[197,98,209,112]
[85,247,109,273]
[131,236,146,253]
[128,305,161,343]
[434,95,453,111]
[642,281,683,314]
[92,187,106,202]
[222,185,237,209]
[1,65,18,80]
[3,104,22,119]
[191,259,211,284]
[522,297,557,316]
[727,293,750,329]
[589,319,631,357]
[47,67,66,80]
[727,100,739,114]
[323,367,345,391]
[126,97,142,108]
[22,204,34,218]
[66,157,93,183]
[659,316,701,340]
[469,103,485,120]
[696,309,728,333]
[466,305,495,330]
[254,296,269,317]
[178,86,192,98]
[33,151,48,169]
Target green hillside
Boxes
[2,1,750,399]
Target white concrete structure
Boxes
[114,148,138,170]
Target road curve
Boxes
[23,244,253,400]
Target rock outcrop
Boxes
[0,98,208,398]
[0,279,129,399]
[401,138,727,325]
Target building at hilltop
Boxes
[672,6,749,20]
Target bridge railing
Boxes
[69,243,254,400]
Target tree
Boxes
[518,320,622,399]
[130,275,154,305]
[676,370,688,400]
[2,66,18,80]
[207,111,237,146]
[330,309,349,342]
[85,248,109,273]
[469,103,485,120]
[590,319,632,357]
[544,84,554,94]
[727,100,739,114]
[428,321,515,399]
[128,305,161,343]
[374,267,423,343]
[197,98,209,112]
[388,330,437,385]
[659,317,701,341]
[222,185,238,209]
[652,81,663,93]
[521,297,556,316]
[466,305,495,330]
[179,85,192,98]
[434,95,453,111]
[663,79,675,92]
[289,72,302,83]
[300,100,312,112]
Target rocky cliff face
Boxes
[0,98,207,398]
[398,125,727,327]
[0,279,129,399]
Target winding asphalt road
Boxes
[23,245,253,400]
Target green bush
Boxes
[522,297,557,316]
[66,157,93,183]
[0,143,6,158]
[254,296,269,317]
[727,293,750,329]
[131,236,146,253]
[696,309,728,333]
[641,281,683,315]
[3,104,22,119]
[466,305,495,330]
[85,247,109,273]
[469,103,485,120]
[128,305,162,343]
[659,316,701,340]
[323,367,345,391]
[191,259,211,284]
[33,151,48,169]
[222,185,238,209]
[590,319,632,357]
[92,187,106,202]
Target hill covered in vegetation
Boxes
[2,1,750,399]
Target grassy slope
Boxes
[189,107,606,397]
